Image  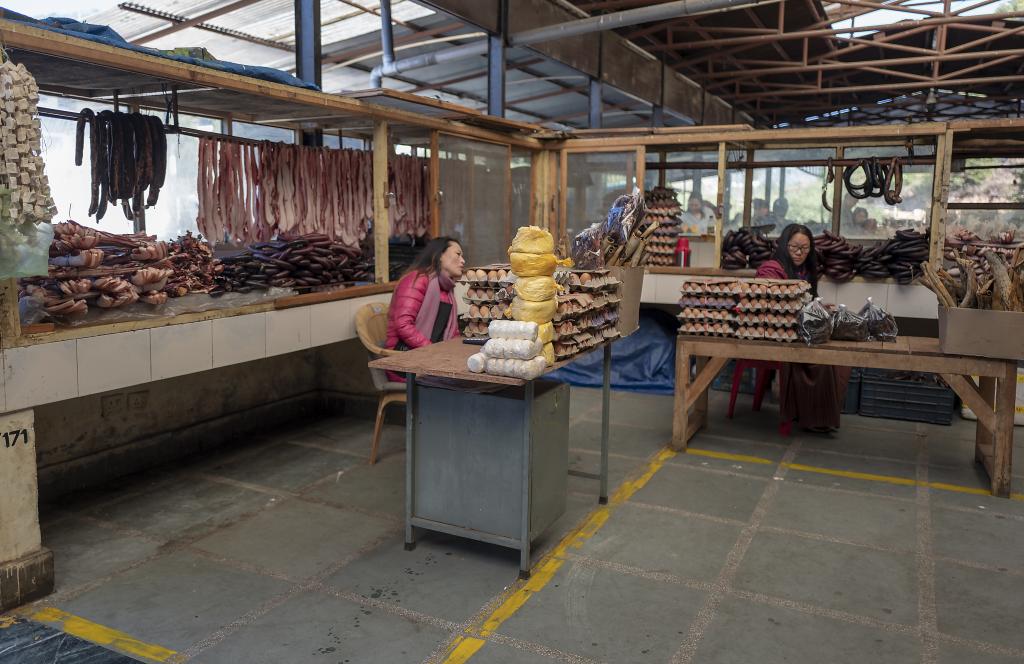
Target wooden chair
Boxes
[355,302,406,464]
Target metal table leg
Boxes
[520,380,535,579]
[404,374,417,551]
[599,343,611,505]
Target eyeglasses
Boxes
[788,244,811,255]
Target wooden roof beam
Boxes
[731,74,1024,101]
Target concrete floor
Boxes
[4,385,1024,664]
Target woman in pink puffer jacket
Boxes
[386,236,465,354]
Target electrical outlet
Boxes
[100,393,125,418]
[127,391,149,412]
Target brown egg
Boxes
[469,304,480,317]
[580,273,592,285]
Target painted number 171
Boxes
[2,429,28,448]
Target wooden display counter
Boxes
[673,335,1018,497]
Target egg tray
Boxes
[678,321,735,337]
[463,301,513,321]
[736,297,803,314]
[678,295,736,310]
[554,301,619,323]
[565,274,621,291]
[462,286,515,304]
[678,307,733,323]
[735,326,799,343]
[734,312,800,328]
[463,321,491,338]
[459,265,513,286]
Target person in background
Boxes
[752,198,771,225]
[386,236,464,353]
[771,197,789,233]
[679,193,714,234]
[756,223,851,432]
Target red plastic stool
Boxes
[727,359,781,418]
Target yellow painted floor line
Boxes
[439,447,679,664]
[24,607,176,662]
[781,462,919,487]
[684,448,776,465]
[687,447,1024,501]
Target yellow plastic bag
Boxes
[542,342,555,366]
[511,296,556,324]
[537,322,554,344]
[515,276,556,302]
[509,225,555,255]
[509,252,556,277]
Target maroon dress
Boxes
[756,260,852,429]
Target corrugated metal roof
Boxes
[67,0,685,129]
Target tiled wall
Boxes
[639,274,937,318]
[0,294,391,415]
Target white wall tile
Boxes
[641,274,657,303]
[150,321,213,381]
[266,307,312,356]
[310,300,354,347]
[887,284,938,319]
[656,275,685,304]
[815,280,838,305]
[691,240,717,268]
[4,340,79,410]
[78,330,151,396]
[833,282,888,310]
[212,312,267,368]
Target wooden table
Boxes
[674,335,1019,497]
[369,338,615,577]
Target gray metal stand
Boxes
[567,343,612,503]
[403,378,568,579]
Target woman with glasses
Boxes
[756,223,852,433]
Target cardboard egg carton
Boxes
[459,265,512,286]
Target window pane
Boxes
[645,150,718,236]
[565,151,636,243]
[511,149,533,230]
[840,145,934,240]
[40,116,200,240]
[438,136,510,266]
[231,121,295,143]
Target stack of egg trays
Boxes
[733,278,809,342]
[677,277,738,338]
[552,268,622,360]
[459,264,513,338]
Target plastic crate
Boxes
[842,368,861,415]
[858,369,955,426]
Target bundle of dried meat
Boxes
[75,109,166,221]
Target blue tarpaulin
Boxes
[547,308,677,395]
[0,9,320,91]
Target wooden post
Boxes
[714,142,727,268]
[373,119,390,283]
[533,150,548,231]
[429,130,440,238]
[974,374,996,471]
[672,337,691,450]
[658,149,667,188]
[559,149,568,242]
[0,278,21,347]
[742,147,755,227]
[991,362,1016,497]
[832,146,844,234]
[635,146,646,194]
[930,128,954,268]
[505,145,513,248]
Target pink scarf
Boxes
[414,272,459,342]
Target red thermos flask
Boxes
[675,237,691,267]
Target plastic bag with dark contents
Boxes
[798,297,833,345]
[571,223,605,269]
[858,296,898,342]
[831,303,870,341]
[601,187,646,246]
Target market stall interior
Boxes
[1,2,1024,663]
